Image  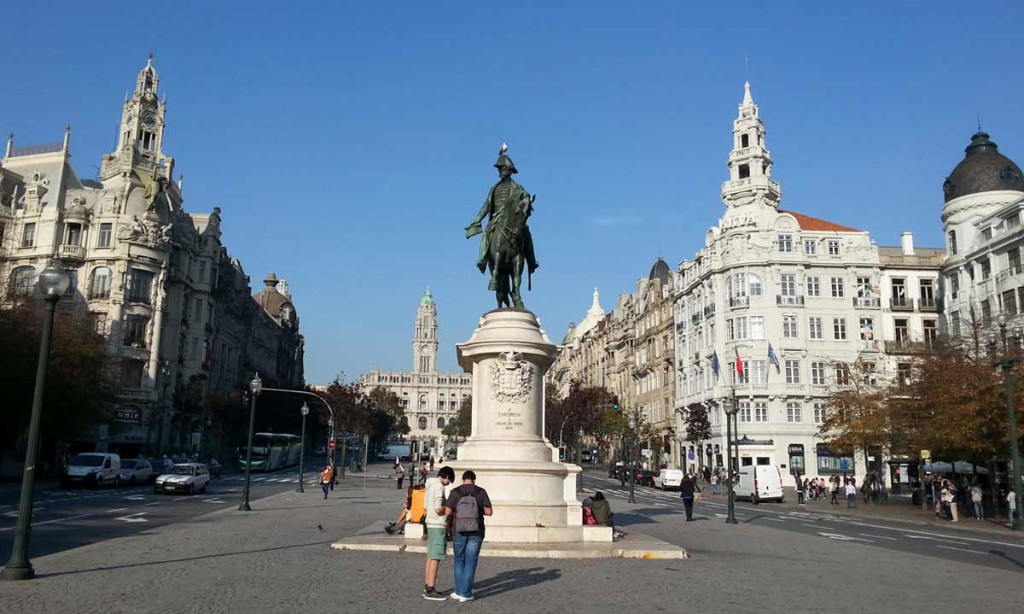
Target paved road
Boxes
[583,472,1024,574]
[0,468,326,561]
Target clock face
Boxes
[142,112,157,127]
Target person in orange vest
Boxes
[320,464,334,499]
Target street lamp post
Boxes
[987,315,1024,531]
[628,410,640,504]
[156,361,170,457]
[297,402,309,493]
[724,388,739,525]
[238,373,262,512]
[1,262,71,581]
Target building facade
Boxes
[358,290,471,453]
[0,57,303,459]
[673,82,944,486]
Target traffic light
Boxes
[612,397,620,411]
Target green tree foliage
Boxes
[442,394,472,441]
[318,377,410,456]
[0,297,116,451]
[544,380,626,460]
[684,405,711,446]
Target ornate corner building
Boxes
[0,57,304,459]
[358,290,471,454]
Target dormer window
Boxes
[980,227,993,241]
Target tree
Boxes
[544,380,624,463]
[0,297,117,455]
[442,394,472,441]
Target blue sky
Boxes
[4,2,1024,384]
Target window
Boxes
[809,317,824,340]
[827,239,841,256]
[120,360,145,389]
[980,227,993,241]
[786,402,802,423]
[749,274,763,296]
[857,277,873,297]
[10,266,36,295]
[780,274,796,296]
[1007,214,1020,230]
[1009,248,1022,273]
[950,272,959,299]
[835,364,851,386]
[123,315,149,347]
[739,164,750,179]
[127,269,154,304]
[785,360,801,384]
[98,223,113,248]
[62,269,77,298]
[813,403,827,424]
[783,314,798,338]
[738,402,751,423]
[806,276,820,297]
[418,417,427,430]
[750,360,767,385]
[437,417,445,429]
[191,337,199,360]
[919,279,935,307]
[198,261,207,282]
[859,317,874,341]
[741,134,750,148]
[833,318,847,340]
[65,223,82,246]
[897,363,912,386]
[749,316,765,339]
[830,276,845,298]
[950,311,961,337]
[981,300,992,326]
[778,234,793,253]
[92,312,107,335]
[21,223,36,247]
[894,318,909,343]
[891,278,907,306]
[194,298,203,325]
[438,400,445,410]
[811,362,827,385]
[862,362,877,386]
[981,258,991,280]
[804,239,817,255]
[754,402,768,423]
[923,319,938,346]
[948,230,957,254]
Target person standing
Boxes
[320,463,334,499]
[830,477,840,505]
[970,484,984,519]
[1007,489,1017,525]
[444,471,493,603]
[796,476,806,506]
[846,478,857,508]
[423,467,455,601]
[395,463,406,490]
[679,474,697,521]
[419,462,429,486]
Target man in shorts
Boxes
[423,466,455,600]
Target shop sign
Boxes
[787,444,805,455]
[114,407,142,425]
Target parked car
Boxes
[635,469,658,487]
[154,463,211,495]
[735,464,785,503]
[654,469,684,491]
[62,453,121,488]
[119,458,153,485]
[206,459,222,478]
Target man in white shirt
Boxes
[846,479,858,508]
[422,466,455,601]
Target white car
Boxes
[63,453,121,488]
[154,463,210,495]
[654,469,684,491]
[119,458,154,485]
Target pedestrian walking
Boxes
[680,474,697,521]
[796,477,806,505]
[846,478,857,508]
[710,473,719,496]
[329,460,337,490]
[444,470,493,603]
[830,477,839,505]
[319,463,334,499]
[395,463,406,490]
[970,484,983,519]
[1008,489,1018,525]
[422,466,455,601]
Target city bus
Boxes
[238,433,302,471]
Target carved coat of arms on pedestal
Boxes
[489,350,533,403]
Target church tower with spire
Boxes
[721,82,781,209]
[100,54,174,182]
[413,289,439,373]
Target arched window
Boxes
[748,274,763,297]
[417,417,427,430]
[437,417,445,429]
[10,266,36,296]
[419,395,427,410]
[90,267,112,299]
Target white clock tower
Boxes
[413,289,439,373]
[101,53,174,182]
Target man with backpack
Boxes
[444,470,493,603]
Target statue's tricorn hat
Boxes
[494,142,518,174]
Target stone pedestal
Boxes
[436,309,610,544]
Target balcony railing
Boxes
[884,340,934,354]
[118,387,150,400]
[57,244,86,261]
[890,298,914,311]
[919,297,937,312]
[853,296,881,308]
[729,296,749,309]
[776,295,805,307]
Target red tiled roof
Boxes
[778,209,860,232]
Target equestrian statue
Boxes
[465,143,540,310]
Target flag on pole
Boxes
[735,347,744,378]
[711,350,720,380]
[767,342,781,373]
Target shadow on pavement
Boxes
[474,566,562,598]
[38,539,335,578]
[988,550,1024,570]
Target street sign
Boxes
[920,449,931,461]
[329,439,336,450]
[687,452,695,460]
[641,449,653,458]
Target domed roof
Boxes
[648,258,671,284]
[943,132,1024,203]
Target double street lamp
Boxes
[297,402,309,493]
[238,373,262,512]
[723,388,739,525]
[987,314,1024,531]
[2,263,71,581]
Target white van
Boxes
[654,469,684,491]
[63,453,122,488]
[734,464,784,503]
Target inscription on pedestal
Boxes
[495,407,524,431]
